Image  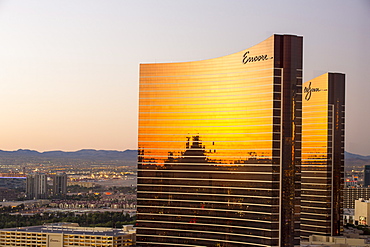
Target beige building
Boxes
[301,234,370,247]
[355,198,370,225]
[0,223,135,247]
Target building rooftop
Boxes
[357,198,370,203]
[0,223,135,237]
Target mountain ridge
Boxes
[0,149,137,161]
[0,150,369,167]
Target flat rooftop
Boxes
[0,223,134,237]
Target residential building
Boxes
[52,172,67,197]
[0,187,19,201]
[26,173,48,199]
[0,176,26,190]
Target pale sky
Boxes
[0,0,369,155]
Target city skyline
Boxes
[0,0,369,155]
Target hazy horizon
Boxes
[0,148,136,152]
[0,0,369,154]
[0,148,368,158]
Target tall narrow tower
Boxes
[26,173,48,199]
[52,172,67,197]
[364,165,370,187]
[301,72,345,239]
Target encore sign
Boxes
[242,51,273,64]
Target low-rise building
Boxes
[0,199,50,209]
[0,187,20,201]
[355,198,370,225]
[67,181,96,188]
[0,176,26,190]
[301,234,370,247]
[344,208,355,225]
[0,223,135,246]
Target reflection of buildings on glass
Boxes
[170,135,210,164]
[301,73,345,239]
[137,34,303,247]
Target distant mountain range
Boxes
[345,151,370,160]
[0,149,369,169]
[0,149,137,161]
[345,151,370,169]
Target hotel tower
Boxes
[137,34,303,247]
[301,73,345,239]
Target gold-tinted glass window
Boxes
[301,72,345,238]
[139,37,275,165]
[138,34,303,247]
[302,73,329,161]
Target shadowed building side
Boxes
[364,165,370,187]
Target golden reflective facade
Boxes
[138,34,303,247]
[301,73,345,239]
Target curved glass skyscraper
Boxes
[137,34,303,247]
